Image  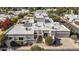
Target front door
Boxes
[44,33,48,37]
[37,35,42,43]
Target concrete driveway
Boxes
[60,38,78,49]
[33,38,79,50]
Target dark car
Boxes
[24,41,33,46]
[53,38,62,46]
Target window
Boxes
[44,33,48,37]
[14,38,17,40]
[22,22,25,24]
[45,20,50,23]
[34,35,37,39]
[26,36,31,39]
[19,37,23,40]
[9,37,12,39]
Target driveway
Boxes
[33,38,79,50]
[60,38,77,49]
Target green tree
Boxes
[16,40,23,46]
[18,13,24,19]
[31,45,44,51]
[48,13,60,22]
[45,36,53,45]
[52,15,60,22]
[11,17,18,24]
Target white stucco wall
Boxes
[51,31,70,38]
[7,34,34,43]
[35,18,45,22]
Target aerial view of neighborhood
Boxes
[0,7,79,51]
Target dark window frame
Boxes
[19,37,23,40]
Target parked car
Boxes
[24,41,33,46]
[53,38,62,46]
[24,42,28,46]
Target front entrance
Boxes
[44,33,48,37]
[37,35,42,43]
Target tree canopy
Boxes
[45,36,53,45]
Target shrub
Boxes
[34,20,37,23]
[71,35,77,40]
[18,13,24,19]
[16,40,23,46]
[11,17,18,24]
[10,41,19,47]
[70,29,76,36]
[31,45,44,51]
[45,36,53,45]
[48,12,61,22]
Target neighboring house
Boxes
[62,14,79,37]
[6,10,70,47]
[64,14,79,22]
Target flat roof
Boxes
[35,14,44,18]
[42,13,48,16]
[6,24,34,35]
[34,22,44,30]
[21,17,34,23]
[53,22,70,31]
[33,21,70,32]
[34,22,52,31]
[58,25,70,31]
